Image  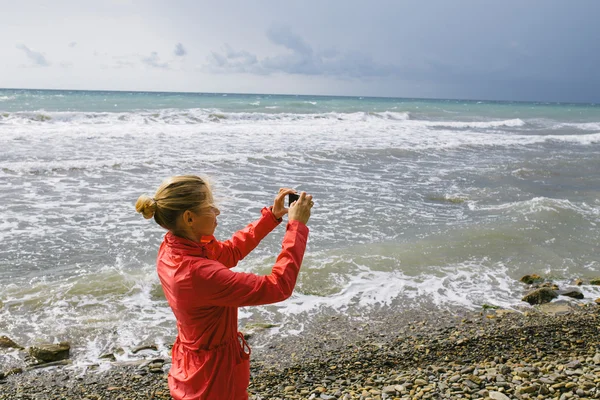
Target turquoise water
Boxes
[1,88,600,366]
[1,88,599,120]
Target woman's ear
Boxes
[182,210,194,226]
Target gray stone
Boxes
[538,301,573,316]
[489,391,511,400]
[131,344,158,354]
[520,274,543,285]
[558,288,584,299]
[0,335,24,349]
[463,379,479,389]
[522,287,558,305]
[28,342,70,362]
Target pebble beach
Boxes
[2,300,600,400]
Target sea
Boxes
[1,89,599,367]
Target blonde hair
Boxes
[136,175,214,230]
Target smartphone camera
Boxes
[287,193,300,206]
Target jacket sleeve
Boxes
[192,220,309,307]
[204,207,282,269]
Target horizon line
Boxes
[0,87,598,106]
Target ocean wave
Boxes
[557,122,600,131]
[423,118,525,129]
[468,197,600,218]
[0,109,413,125]
[541,132,600,145]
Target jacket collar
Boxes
[164,231,215,257]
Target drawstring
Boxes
[237,332,251,358]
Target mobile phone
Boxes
[287,193,300,206]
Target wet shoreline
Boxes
[2,301,600,399]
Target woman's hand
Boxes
[288,191,313,225]
[271,188,296,220]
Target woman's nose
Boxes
[213,207,220,216]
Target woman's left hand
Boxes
[271,188,296,219]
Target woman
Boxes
[135,175,312,400]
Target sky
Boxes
[1,0,599,103]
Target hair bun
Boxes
[135,194,157,219]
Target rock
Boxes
[131,344,158,354]
[593,353,600,364]
[382,385,396,394]
[538,300,573,316]
[557,288,584,299]
[0,336,24,349]
[596,298,600,304]
[519,385,538,394]
[28,342,70,362]
[520,274,543,285]
[5,368,23,376]
[538,282,559,290]
[590,278,600,285]
[489,391,510,400]
[522,287,557,305]
[574,278,583,286]
[26,359,71,369]
[241,323,279,340]
[482,304,500,310]
[99,353,116,361]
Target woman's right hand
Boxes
[288,192,313,225]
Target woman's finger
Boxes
[276,188,296,201]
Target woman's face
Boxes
[192,205,220,237]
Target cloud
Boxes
[141,52,169,69]
[174,43,187,57]
[16,44,50,67]
[100,55,136,70]
[69,42,77,48]
[205,26,395,79]
[266,26,312,56]
[208,44,262,74]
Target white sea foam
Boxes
[0,254,530,364]
[0,109,404,125]
[557,122,600,131]
[468,197,600,219]
[422,118,525,129]
[2,100,599,367]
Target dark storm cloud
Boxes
[206,26,396,79]
[204,0,600,103]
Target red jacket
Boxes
[157,207,309,400]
